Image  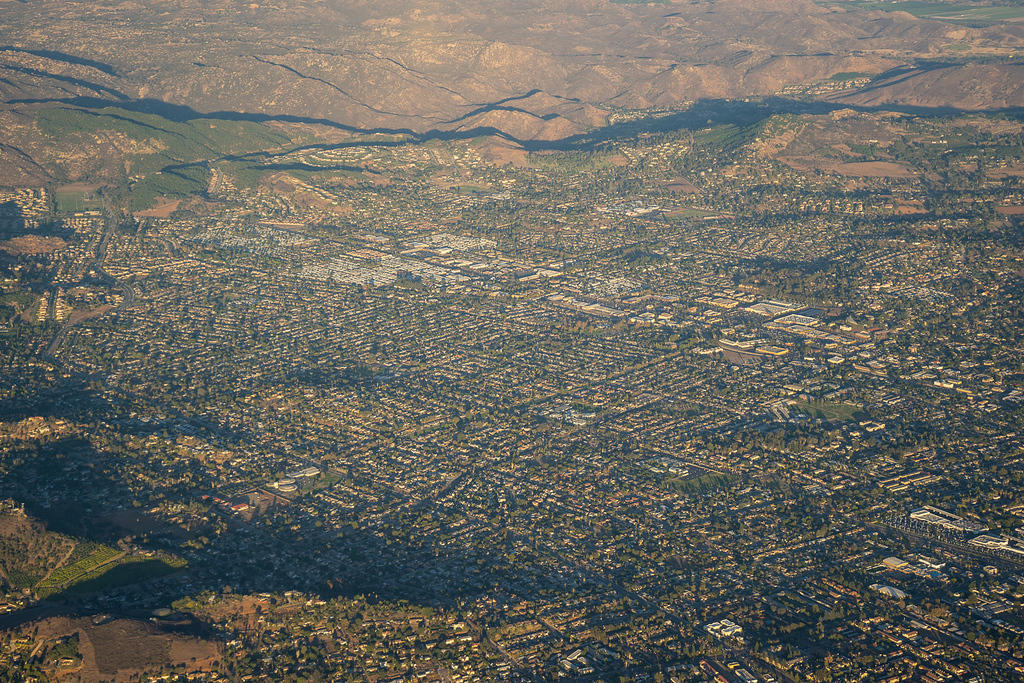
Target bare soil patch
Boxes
[835,161,915,177]
[56,183,102,194]
[893,200,928,215]
[989,165,1024,179]
[663,177,700,194]
[475,140,530,168]
[67,304,113,325]
[134,198,180,218]
[0,235,66,255]
[11,615,219,682]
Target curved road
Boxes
[44,207,137,360]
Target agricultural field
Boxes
[34,545,121,597]
[1,511,187,601]
[62,556,186,595]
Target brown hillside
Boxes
[0,0,1021,143]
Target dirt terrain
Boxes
[133,198,180,218]
[0,0,1022,149]
[0,235,67,255]
[780,157,917,177]
[11,615,219,682]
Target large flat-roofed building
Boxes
[969,534,1024,556]
[773,313,821,327]
[882,556,909,570]
[744,300,797,317]
[706,619,743,638]
[909,505,987,533]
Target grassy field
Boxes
[819,1,1024,26]
[37,107,290,161]
[55,191,103,213]
[455,184,492,195]
[791,399,864,422]
[0,291,37,320]
[129,166,210,210]
[667,207,723,219]
[692,123,760,150]
[215,159,269,189]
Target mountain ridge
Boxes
[2,0,1024,187]
[1,0,1022,136]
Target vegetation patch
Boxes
[55,191,103,213]
[64,556,186,594]
[35,545,121,596]
[36,106,292,208]
[667,471,739,493]
[667,207,723,219]
[790,399,865,422]
[129,166,210,209]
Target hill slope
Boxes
[0,0,1022,140]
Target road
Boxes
[43,205,137,360]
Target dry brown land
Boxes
[893,200,928,215]
[133,198,180,218]
[66,304,114,325]
[475,140,530,168]
[663,178,700,194]
[56,183,102,194]
[989,165,1024,178]
[13,615,218,682]
[0,235,66,255]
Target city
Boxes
[2,96,1024,680]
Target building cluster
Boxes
[2,106,1024,680]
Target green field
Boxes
[0,291,37,312]
[129,166,210,210]
[791,399,865,422]
[668,207,723,219]
[819,1,1024,25]
[35,545,120,595]
[455,184,492,195]
[55,191,103,213]
[214,158,367,191]
[215,159,269,189]
[5,567,41,590]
